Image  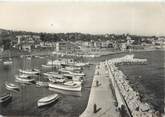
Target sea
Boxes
[94,50,164,113]
[0,50,164,117]
[0,55,95,117]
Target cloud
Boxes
[0,2,164,36]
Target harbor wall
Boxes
[106,55,162,117]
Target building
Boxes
[18,43,34,52]
[120,43,127,51]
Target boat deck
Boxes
[80,62,120,117]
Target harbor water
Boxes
[0,50,164,116]
[94,50,164,113]
[0,56,95,117]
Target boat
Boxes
[3,59,13,65]
[15,74,35,83]
[74,62,89,67]
[44,72,66,83]
[48,82,82,92]
[65,66,81,71]
[59,68,85,77]
[36,81,48,87]
[47,59,65,66]
[64,81,82,86]
[37,94,59,107]
[41,64,55,68]
[0,93,12,103]
[26,56,32,60]
[19,69,40,75]
[48,77,66,83]
[5,82,20,91]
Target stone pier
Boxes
[80,62,120,117]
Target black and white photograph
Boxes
[0,0,164,117]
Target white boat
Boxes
[69,71,85,76]
[5,82,20,91]
[47,60,65,66]
[59,68,85,77]
[48,82,82,92]
[65,66,81,71]
[43,72,63,78]
[42,64,54,68]
[44,72,66,83]
[63,73,83,81]
[74,62,89,67]
[26,56,32,60]
[48,77,66,83]
[19,69,40,75]
[37,94,59,107]
[3,60,13,65]
[64,81,82,86]
[15,74,35,83]
[36,81,48,87]
[0,93,12,103]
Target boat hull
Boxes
[0,94,12,103]
[19,69,40,75]
[48,83,81,92]
[5,83,20,91]
[15,76,35,83]
[37,94,59,107]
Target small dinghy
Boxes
[0,93,12,103]
[3,60,13,65]
[37,94,59,107]
[41,64,54,68]
[5,82,20,91]
[36,81,48,87]
[15,74,35,83]
[19,69,40,75]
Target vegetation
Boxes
[0,28,160,50]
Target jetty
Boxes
[80,62,120,117]
[80,54,162,117]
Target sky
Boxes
[0,1,165,36]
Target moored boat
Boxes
[42,64,55,68]
[19,69,40,75]
[5,82,20,91]
[48,82,82,92]
[3,60,13,65]
[15,74,35,83]
[0,93,12,103]
[36,81,48,87]
[59,68,85,77]
[37,94,59,107]
[65,66,82,71]
[44,72,66,83]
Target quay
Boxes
[80,55,162,117]
[80,62,120,117]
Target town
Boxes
[0,28,164,58]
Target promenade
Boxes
[80,62,120,117]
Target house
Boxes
[0,46,4,52]
[119,43,127,51]
[18,43,34,52]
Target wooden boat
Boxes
[65,66,81,71]
[3,59,13,65]
[15,74,35,83]
[36,81,48,87]
[0,93,12,103]
[59,68,85,77]
[44,72,66,83]
[37,94,59,107]
[19,69,40,75]
[48,82,81,92]
[41,64,54,68]
[5,82,20,91]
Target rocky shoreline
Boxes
[106,55,163,117]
